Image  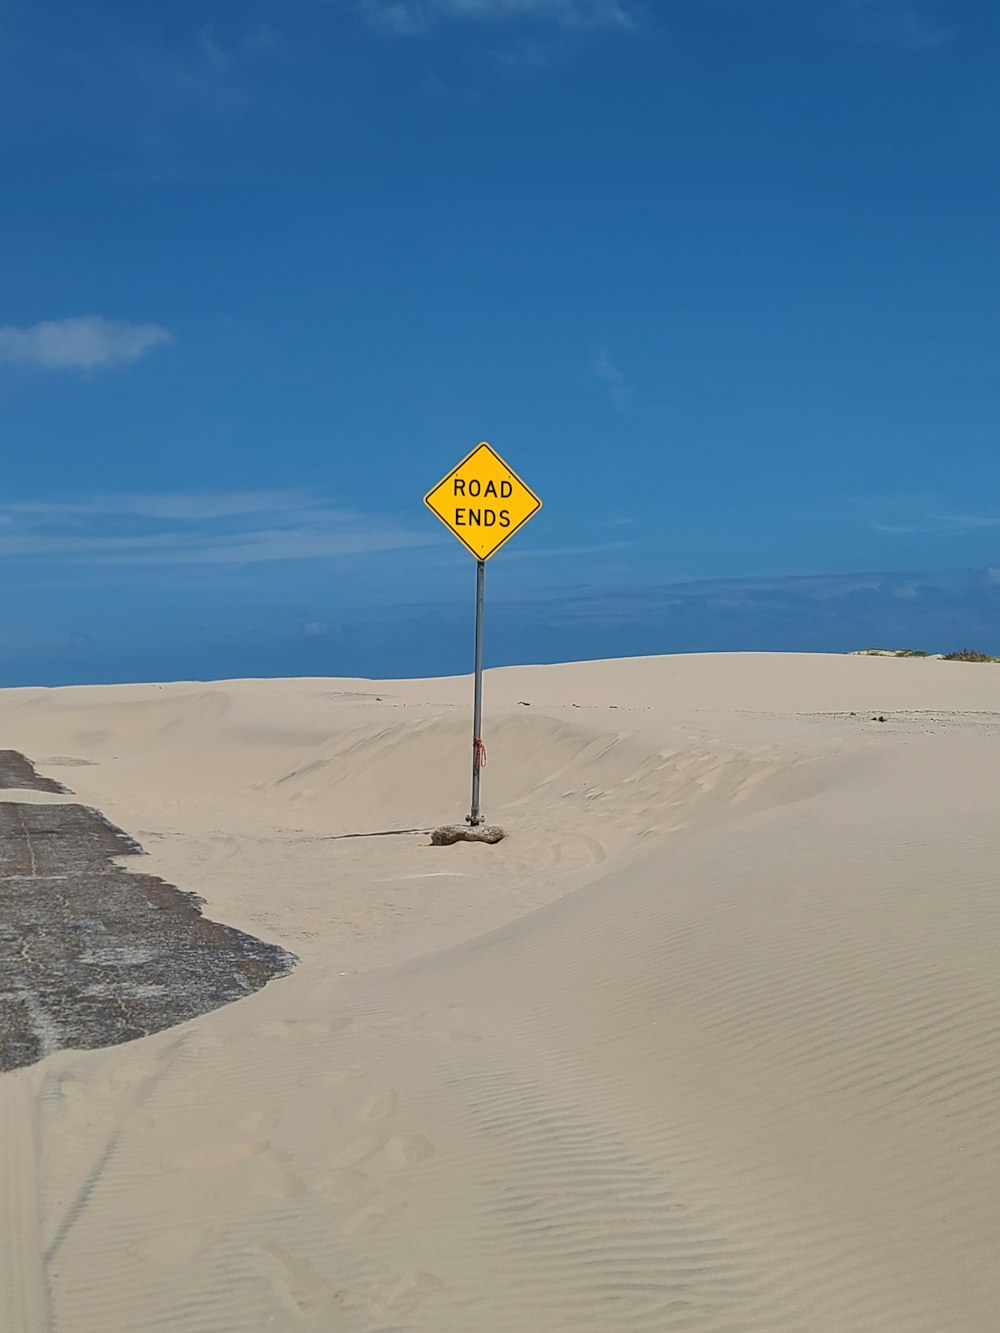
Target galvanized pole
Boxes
[468,558,486,826]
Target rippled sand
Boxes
[3,652,1000,1331]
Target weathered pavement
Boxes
[0,750,69,794]
[0,757,294,1073]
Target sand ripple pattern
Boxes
[3,666,1000,1331]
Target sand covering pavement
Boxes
[1,652,1000,1331]
[0,798,292,1072]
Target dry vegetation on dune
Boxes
[942,648,1000,662]
[850,647,1000,662]
[850,647,930,657]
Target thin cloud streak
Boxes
[0,489,442,566]
[0,317,173,370]
[930,514,1000,530]
[0,528,440,565]
[872,513,1000,536]
[364,0,633,34]
[592,347,633,414]
[504,540,631,560]
[7,490,316,521]
[832,0,951,50]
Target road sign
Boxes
[424,441,542,562]
[424,442,541,828]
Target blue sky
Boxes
[2,0,998,684]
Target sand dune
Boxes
[2,653,1000,1330]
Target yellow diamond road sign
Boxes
[424,442,542,562]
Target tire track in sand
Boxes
[0,1073,52,1333]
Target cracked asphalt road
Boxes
[0,757,295,1073]
[0,750,70,794]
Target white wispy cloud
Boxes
[592,347,633,414]
[0,317,173,370]
[196,22,279,73]
[872,513,1000,536]
[114,21,281,128]
[363,0,948,48]
[0,489,442,566]
[364,0,633,35]
[930,514,1000,530]
[505,540,631,559]
[871,522,935,535]
[491,37,559,73]
[7,490,313,522]
[832,0,951,49]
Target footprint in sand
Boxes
[437,1026,484,1044]
[313,1166,371,1203]
[107,1041,182,1089]
[371,1270,443,1319]
[126,1109,157,1131]
[246,1158,306,1200]
[376,1134,436,1168]
[136,1226,217,1265]
[255,1017,349,1040]
[354,1090,398,1122]
[327,1132,385,1167]
[345,1190,407,1235]
[175,1140,264,1171]
[309,1060,380,1089]
[237,1108,280,1137]
[250,1240,338,1321]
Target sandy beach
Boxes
[3,650,1000,1331]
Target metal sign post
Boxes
[424,442,542,833]
[469,559,486,826]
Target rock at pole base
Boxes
[431,824,507,846]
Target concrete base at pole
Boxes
[431,824,507,846]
